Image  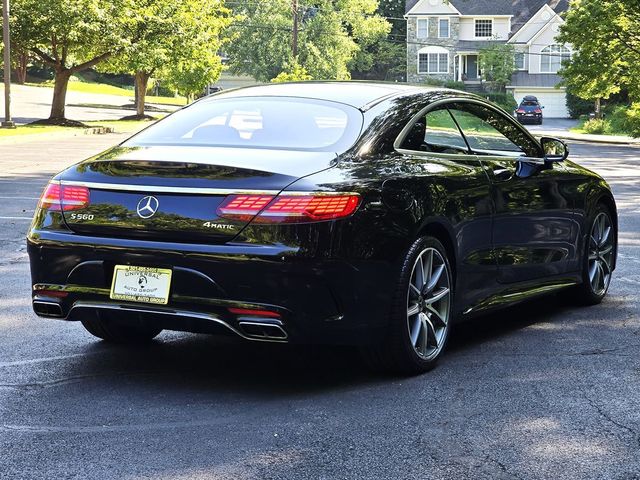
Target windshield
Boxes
[124,97,364,152]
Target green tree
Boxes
[271,61,312,82]
[557,0,639,118]
[8,0,130,124]
[227,0,390,82]
[478,43,515,92]
[103,0,233,117]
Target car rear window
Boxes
[124,97,364,152]
[521,101,538,106]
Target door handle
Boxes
[492,168,513,182]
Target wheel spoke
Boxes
[423,250,433,286]
[409,284,421,298]
[592,261,602,291]
[410,317,421,346]
[588,260,598,283]
[425,317,438,348]
[407,303,421,317]
[600,226,611,248]
[424,264,445,295]
[418,317,429,353]
[415,255,425,289]
[600,245,613,256]
[425,304,448,327]
[425,286,450,305]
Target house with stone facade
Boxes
[405,0,572,118]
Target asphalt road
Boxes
[1,135,639,479]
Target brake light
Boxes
[38,182,90,211]
[534,108,542,113]
[217,193,360,223]
[228,307,281,319]
[516,109,526,114]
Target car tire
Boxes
[568,203,616,306]
[362,236,454,375]
[81,315,163,343]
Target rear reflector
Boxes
[217,193,360,223]
[39,182,90,211]
[228,307,281,319]
[35,289,69,298]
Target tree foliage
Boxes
[227,0,390,82]
[271,61,312,82]
[9,0,130,122]
[103,0,234,115]
[478,43,515,92]
[557,0,639,103]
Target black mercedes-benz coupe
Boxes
[28,82,618,373]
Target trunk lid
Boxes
[59,145,336,243]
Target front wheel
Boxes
[362,236,453,374]
[569,205,616,305]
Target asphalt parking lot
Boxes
[1,135,639,479]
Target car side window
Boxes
[447,102,541,157]
[399,107,469,154]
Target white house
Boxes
[405,0,572,118]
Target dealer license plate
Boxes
[110,265,172,305]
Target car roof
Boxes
[207,81,433,110]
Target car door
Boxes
[395,104,497,313]
[446,101,577,284]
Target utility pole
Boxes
[2,0,15,128]
[292,0,298,59]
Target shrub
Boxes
[484,92,518,113]
[443,80,465,90]
[423,77,446,87]
[582,118,610,135]
[566,92,593,119]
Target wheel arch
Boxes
[416,219,458,287]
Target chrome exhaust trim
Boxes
[238,320,288,340]
[68,301,288,343]
[33,300,64,318]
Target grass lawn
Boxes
[26,80,187,107]
[0,118,159,138]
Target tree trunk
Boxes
[15,51,28,84]
[595,98,602,119]
[135,71,150,117]
[50,69,72,120]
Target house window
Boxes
[418,52,449,74]
[475,19,493,38]
[514,53,525,70]
[439,18,450,38]
[540,44,571,73]
[417,18,429,39]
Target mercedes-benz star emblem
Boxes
[136,196,159,219]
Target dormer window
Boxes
[475,19,493,38]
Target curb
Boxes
[530,131,640,146]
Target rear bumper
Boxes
[28,231,395,345]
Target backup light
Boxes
[217,193,360,223]
[39,182,90,211]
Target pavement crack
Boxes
[483,452,525,480]
[584,395,640,447]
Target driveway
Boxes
[0,136,639,479]
[8,84,178,124]
[524,118,579,135]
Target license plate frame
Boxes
[110,265,172,305]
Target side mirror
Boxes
[540,137,569,162]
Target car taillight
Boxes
[516,109,526,114]
[217,193,360,223]
[38,182,90,211]
[534,108,542,113]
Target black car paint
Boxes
[27,83,617,345]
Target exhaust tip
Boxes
[33,300,64,318]
[238,320,288,341]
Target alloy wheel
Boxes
[588,212,615,296]
[407,248,451,361]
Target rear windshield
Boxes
[124,97,364,152]
[521,101,538,106]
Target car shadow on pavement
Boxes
[56,294,578,396]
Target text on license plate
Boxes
[110,265,172,305]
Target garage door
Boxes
[513,89,569,118]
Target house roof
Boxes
[406,0,569,37]
[508,72,563,88]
